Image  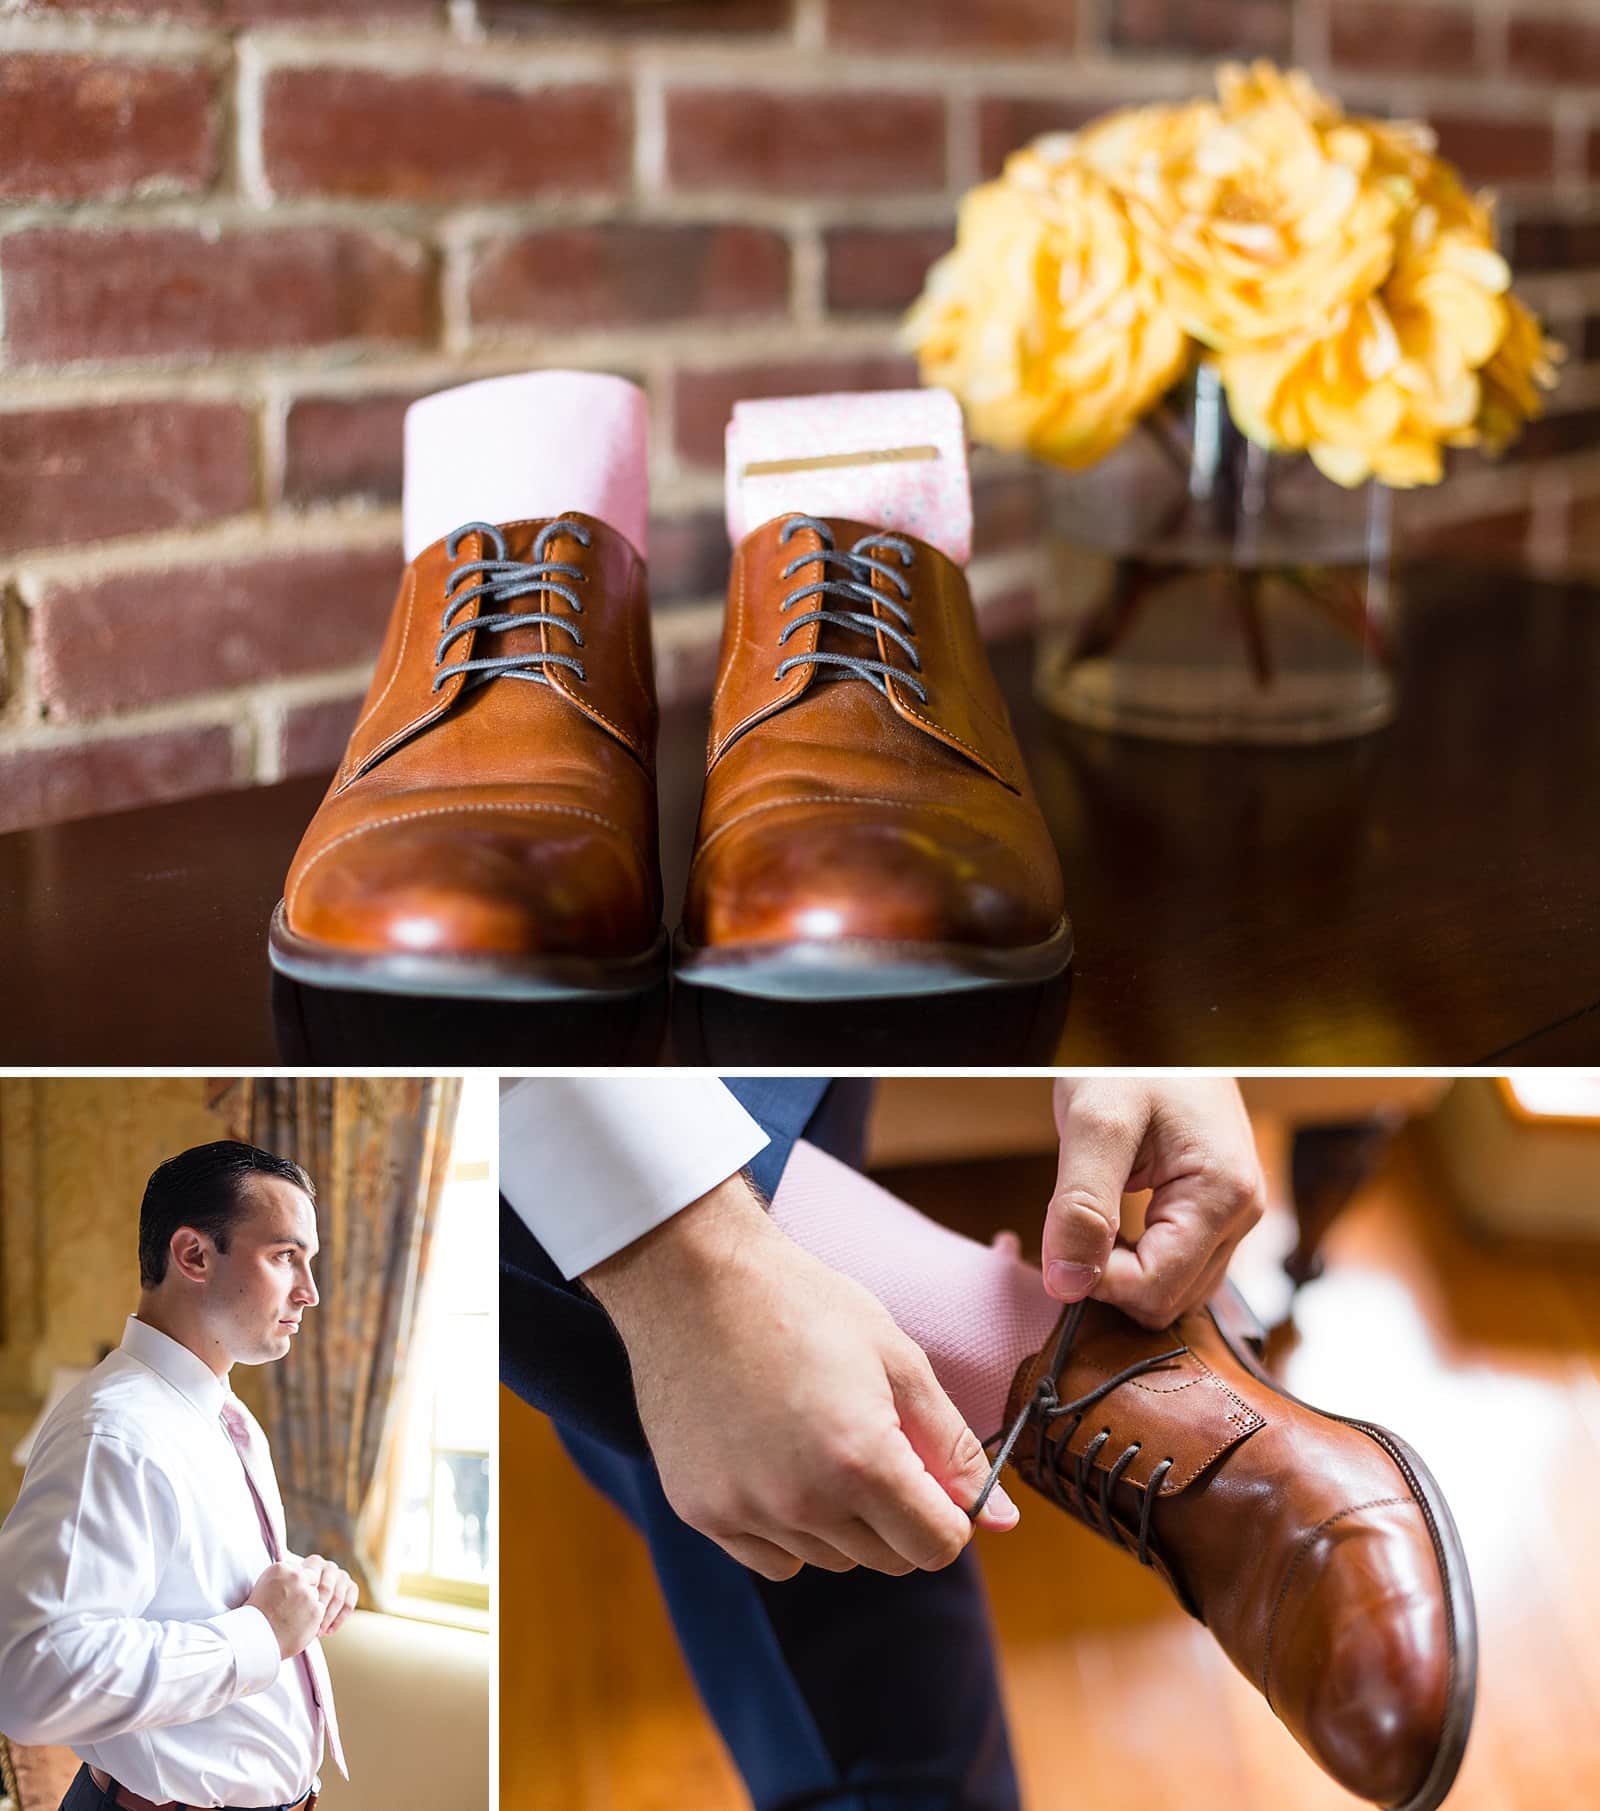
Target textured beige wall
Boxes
[0,1077,239,1515]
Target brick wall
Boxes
[2,0,1598,831]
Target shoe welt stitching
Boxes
[287,800,630,920]
[710,540,749,719]
[347,562,420,754]
[881,561,1017,783]
[1260,1495,1412,1707]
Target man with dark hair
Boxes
[0,1141,357,1811]
[137,1143,315,1290]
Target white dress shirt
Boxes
[0,1317,324,1806]
[499,1076,769,1277]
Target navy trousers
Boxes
[500,1078,1020,1811]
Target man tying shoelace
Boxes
[501,1075,1475,1811]
[0,1143,355,1811]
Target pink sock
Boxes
[724,387,973,565]
[402,370,649,562]
[768,1139,1061,1439]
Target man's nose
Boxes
[293,1266,319,1307]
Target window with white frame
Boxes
[391,1077,495,1614]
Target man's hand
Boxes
[244,1560,329,1660]
[585,1174,1019,1582]
[1043,1078,1265,1327]
[300,1554,359,1637]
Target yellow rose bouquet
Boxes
[906,61,1562,489]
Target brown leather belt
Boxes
[88,1769,316,1811]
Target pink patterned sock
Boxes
[402,370,649,562]
[768,1139,1061,1440]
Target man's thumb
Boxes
[1043,1097,1140,1301]
[892,1348,1019,1532]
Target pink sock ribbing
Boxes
[768,1140,1062,1439]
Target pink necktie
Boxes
[221,1401,348,1781]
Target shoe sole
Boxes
[267,900,669,1001]
[1208,1280,1478,1811]
[672,917,1073,1001]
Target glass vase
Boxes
[1035,363,1396,744]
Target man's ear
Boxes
[167,1227,214,1285]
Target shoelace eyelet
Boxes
[433,517,593,693]
[771,514,927,703]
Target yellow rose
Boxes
[1220,152,1560,485]
[1476,293,1564,453]
[903,142,1190,468]
[1076,62,1407,351]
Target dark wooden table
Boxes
[3,561,1597,1067]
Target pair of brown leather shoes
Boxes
[269,509,1071,1000]
[984,1283,1477,1811]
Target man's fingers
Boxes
[886,1344,1018,1543]
[1100,1205,1235,1326]
[766,1531,860,1574]
[719,1534,805,1582]
[1043,1094,1144,1300]
[808,1516,916,1577]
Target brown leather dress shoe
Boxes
[676,512,1071,998]
[269,513,665,997]
[981,1284,1475,1810]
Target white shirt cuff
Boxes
[211,1605,284,1696]
[500,1077,770,1278]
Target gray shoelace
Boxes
[433,518,591,693]
[774,514,928,703]
[970,1299,1188,1571]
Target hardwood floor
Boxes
[500,1118,1600,1811]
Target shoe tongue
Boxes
[469,520,585,694]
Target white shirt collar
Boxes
[121,1315,228,1420]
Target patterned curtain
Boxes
[213,1076,461,1601]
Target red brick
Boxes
[828,0,1075,52]
[1508,16,1600,85]
[480,0,791,33]
[0,727,235,836]
[284,393,422,508]
[972,469,1046,557]
[825,226,953,315]
[1,228,435,365]
[978,96,1104,178]
[28,0,437,18]
[650,509,731,606]
[1511,213,1600,270]
[666,89,945,196]
[1103,0,1291,58]
[263,69,630,202]
[1566,494,1600,568]
[0,403,256,555]
[1502,405,1600,463]
[37,545,400,720]
[1331,1,1478,74]
[282,694,363,777]
[0,55,218,203]
[1428,115,1555,185]
[673,355,920,466]
[655,616,723,709]
[471,224,790,330]
[969,580,1039,642]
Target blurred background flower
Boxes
[906,61,1565,489]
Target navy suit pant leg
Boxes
[500,1080,1020,1811]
